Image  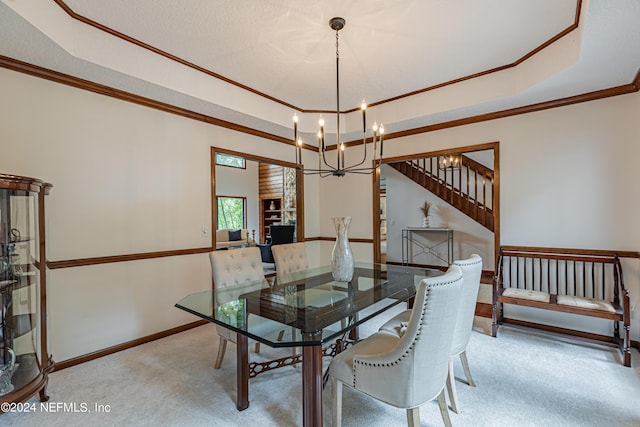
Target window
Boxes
[217,196,246,230]
[215,153,245,169]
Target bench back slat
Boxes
[498,249,623,302]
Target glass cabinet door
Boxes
[0,174,52,405]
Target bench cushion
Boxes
[556,295,616,313]
[502,288,550,303]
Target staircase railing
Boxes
[390,155,495,231]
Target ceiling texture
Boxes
[1,0,639,145]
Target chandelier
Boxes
[293,17,384,177]
[439,154,463,170]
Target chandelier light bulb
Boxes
[288,17,384,177]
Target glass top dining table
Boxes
[175,262,442,427]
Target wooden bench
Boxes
[492,246,631,367]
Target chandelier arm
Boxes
[320,148,338,171]
[291,17,384,178]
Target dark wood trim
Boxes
[377,142,499,165]
[493,142,501,269]
[52,0,301,112]
[2,54,639,157]
[500,245,639,259]
[54,320,208,371]
[53,0,583,114]
[344,0,584,112]
[53,313,637,373]
[373,165,382,263]
[501,318,622,346]
[377,75,640,144]
[210,149,218,254]
[47,247,212,269]
[0,55,293,146]
[214,147,309,169]
[304,236,374,244]
[475,302,492,318]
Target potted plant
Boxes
[420,201,431,227]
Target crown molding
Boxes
[1,55,638,154]
[52,0,583,114]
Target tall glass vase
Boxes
[331,216,354,282]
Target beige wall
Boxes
[1,65,639,361]
[0,68,299,360]
[315,91,640,340]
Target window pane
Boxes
[216,153,245,169]
[217,197,245,229]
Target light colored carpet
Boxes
[2,309,639,426]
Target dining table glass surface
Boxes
[175,262,442,347]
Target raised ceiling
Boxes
[1,0,639,141]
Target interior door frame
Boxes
[372,141,500,268]
[211,146,305,249]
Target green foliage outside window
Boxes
[216,153,245,169]
[217,197,245,230]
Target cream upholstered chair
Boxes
[209,246,284,368]
[271,242,308,283]
[379,254,483,414]
[328,265,463,427]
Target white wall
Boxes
[215,160,259,237]
[383,164,495,267]
[0,68,302,361]
[317,91,640,341]
[1,64,639,361]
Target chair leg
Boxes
[406,407,420,427]
[277,330,285,341]
[437,389,453,427]
[446,357,461,414]
[332,377,343,427]
[460,350,476,387]
[214,337,227,369]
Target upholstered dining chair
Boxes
[379,254,483,414]
[209,246,285,368]
[271,242,308,283]
[328,265,463,427]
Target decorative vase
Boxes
[331,216,354,282]
[422,216,430,228]
[269,201,276,210]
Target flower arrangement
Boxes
[419,201,432,218]
[420,201,431,228]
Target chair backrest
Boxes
[269,224,295,245]
[271,242,308,282]
[209,246,265,289]
[353,264,463,408]
[451,254,483,355]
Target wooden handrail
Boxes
[393,154,495,231]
